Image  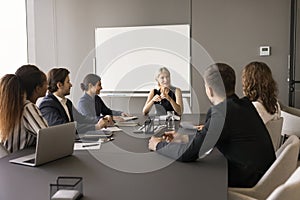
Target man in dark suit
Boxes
[39,68,109,134]
[148,63,276,188]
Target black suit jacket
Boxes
[39,93,98,134]
[157,94,276,188]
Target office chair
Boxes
[0,144,8,158]
[279,102,300,117]
[266,166,300,200]
[228,135,300,200]
[229,166,300,200]
[182,97,191,114]
[265,117,283,151]
[279,102,300,137]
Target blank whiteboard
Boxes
[95,24,190,94]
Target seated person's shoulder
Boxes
[175,87,182,93]
[43,95,53,101]
[225,96,253,114]
[94,95,101,100]
[39,95,58,107]
[232,96,252,106]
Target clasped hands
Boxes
[95,115,114,130]
[148,131,189,151]
[113,112,131,122]
[152,87,171,103]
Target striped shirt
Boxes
[2,100,48,153]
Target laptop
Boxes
[9,122,76,167]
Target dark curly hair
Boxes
[242,61,278,114]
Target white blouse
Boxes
[252,101,281,124]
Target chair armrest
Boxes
[228,191,258,200]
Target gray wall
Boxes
[28,0,290,113]
[191,0,290,111]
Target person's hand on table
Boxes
[163,131,189,143]
[121,112,130,117]
[148,136,164,151]
[96,117,109,130]
[162,131,178,142]
[103,115,114,126]
[113,116,124,122]
[196,124,205,131]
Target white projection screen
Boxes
[95,24,190,95]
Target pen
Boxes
[138,124,145,130]
[82,143,100,148]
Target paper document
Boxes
[159,115,180,121]
[102,126,122,132]
[74,142,101,150]
[115,121,139,127]
[121,116,138,121]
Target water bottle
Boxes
[166,111,175,131]
[144,117,154,134]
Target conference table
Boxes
[0,114,228,200]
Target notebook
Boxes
[82,129,113,138]
[120,116,138,121]
[9,122,76,167]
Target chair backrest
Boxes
[183,97,191,114]
[267,167,300,200]
[228,135,300,200]
[266,117,283,151]
[281,111,300,137]
[279,101,300,117]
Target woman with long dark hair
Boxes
[0,65,48,153]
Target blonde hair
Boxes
[155,67,171,86]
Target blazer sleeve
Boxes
[39,99,69,126]
[77,97,96,118]
[70,104,99,133]
[156,107,224,162]
[156,128,206,162]
[95,96,113,116]
[72,104,98,124]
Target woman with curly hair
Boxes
[242,61,281,124]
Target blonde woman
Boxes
[143,67,183,116]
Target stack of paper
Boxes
[115,121,139,127]
[102,126,122,132]
[120,116,138,121]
